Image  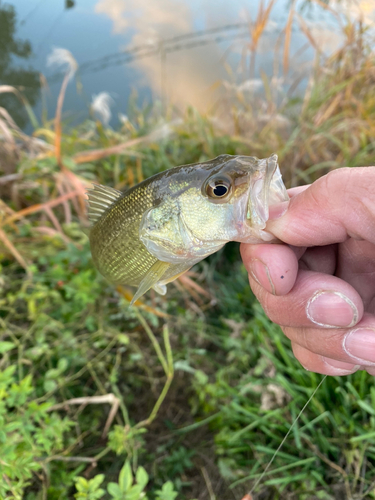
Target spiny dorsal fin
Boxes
[86,184,122,224]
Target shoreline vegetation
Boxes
[1,1,375,499]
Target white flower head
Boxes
[238,79,263,93]
[149,118,183,141]
[270,76,284,91]
[91,92,114,126]
[118,113,129,125]
[222,79,263,93]
[47,47,78,80]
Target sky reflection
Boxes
[2,0,375,127]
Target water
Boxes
[0,0,369,130]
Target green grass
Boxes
[2,5,375,500]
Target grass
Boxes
[1,1,375,499]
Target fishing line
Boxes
[248,374,327,497]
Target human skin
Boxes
[240,167,375,376]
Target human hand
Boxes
[240,167,375,376]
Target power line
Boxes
[83,22,249,71]
[47,23,250,83]
[19,0,48,26]
[34,9,66,55]
[77,22,249,73]
[165,30,249,54]
[158,22,248,44]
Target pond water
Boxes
[0,0,372,130]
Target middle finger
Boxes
[248,269,364,329]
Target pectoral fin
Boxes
[152,283,167,295]
[130,260,170,305]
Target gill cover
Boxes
[139,202,226,264]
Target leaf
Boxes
[118,461,133,492]
[135,466,148,489]
[107,482,122,498]
[155,481,178,500]
[358,400,375,416]
[118,334,130,345]
[44,379,57,392]
[75,477,89,492]
[0,342,16,354]
[90,474,105,489]
[74,475,105,499]
[125,485,144,500]
[57,357,68,372]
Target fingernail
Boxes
[343,328,375,365]
[248,259,275,295]
[322,357,360,374]
[268,200,289,220]
[306,291,358,328]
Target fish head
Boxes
[140,154,288,265]
[212,153,289,243]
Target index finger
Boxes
[267,167,375,246]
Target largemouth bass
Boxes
[87,154,288,304]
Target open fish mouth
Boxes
[246,154,289,230]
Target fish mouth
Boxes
[246,154,288,230]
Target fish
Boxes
[86,154,288,304]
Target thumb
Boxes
[267,167,375,247]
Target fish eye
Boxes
[205,176,232,201]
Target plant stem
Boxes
[135,316,174,428]
[134,309,168,375]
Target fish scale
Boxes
[90,183,159,285]
[89,174,194,288]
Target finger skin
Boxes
[291,342,360,376]
[240,243,337,296]
[267,167,375,246]
[299,245,337,275]
[287,185,310,197]
[241,168,375,375]
[364,366,375,376]
[283,313,375,367]
[246,269,364,329]
[336,239,375,309]
[240,243,298,295]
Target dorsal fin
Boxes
[86,184,122,224]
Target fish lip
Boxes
[246,154,288,229]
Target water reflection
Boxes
[0,4,40,129]
[94,0,246,111]
[2,0,375,129]
[95,0,375,110]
